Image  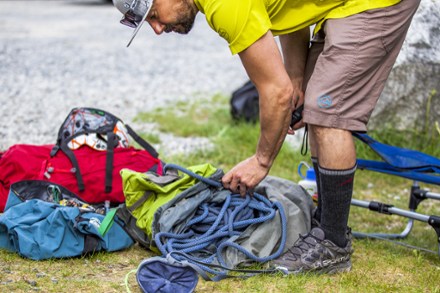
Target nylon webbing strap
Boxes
[99,208,117,236]
[143,171,180,186]
[126,124,159,158]
[59,143,85,191]
[128,191,153,213]
[105,132,116,193]
[300,125,309,156]
[116,205,151,248]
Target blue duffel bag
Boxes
[0,180,134,260]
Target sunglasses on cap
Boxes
[118,0,154,46]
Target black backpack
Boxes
[230,80,259,122]
[50,107,159,194]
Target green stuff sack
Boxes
[120,163,217,251]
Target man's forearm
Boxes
[256,85,292,168]
[239,31,295,169]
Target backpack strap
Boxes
[125,124,159,158]
[116,204,151,248]
[128,191,153,213]
[58,143,85,192]
[98,208,118,236]
[76,215,101,255]
[105,132,117,193]
[143,169,180,186]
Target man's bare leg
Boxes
[308,124,356,247]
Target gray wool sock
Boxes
[319,164,356,247]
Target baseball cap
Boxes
[113,0,154,47]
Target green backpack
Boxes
[116,163,217,251]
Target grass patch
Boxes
[136,94,230,138]
[1,94,439,292]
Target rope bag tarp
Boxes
[121,163,314,270]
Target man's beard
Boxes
[164,0,196,34]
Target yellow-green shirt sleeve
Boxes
[198,0,272,55]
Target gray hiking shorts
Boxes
[302,0,421,131]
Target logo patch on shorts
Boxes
[317,94,332,109]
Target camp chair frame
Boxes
[351,132,440,256]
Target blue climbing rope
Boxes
[163,163,224,188]
[156,163,288,277]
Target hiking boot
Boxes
[271,227,353,274]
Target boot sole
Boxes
[276,260,352,275]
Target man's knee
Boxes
[309,125,352,144]
[309,125,356,167]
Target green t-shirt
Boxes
[194,0,401,54]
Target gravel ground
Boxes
[0,0,257,156]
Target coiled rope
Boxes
[154,163,288,277]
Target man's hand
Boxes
[288,94,305,135]
[221,155,269,197]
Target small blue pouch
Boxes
[136,256,199,293]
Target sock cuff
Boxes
[311,157,318,164]
[318,164,357,176]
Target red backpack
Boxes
[0,107,163,212]
[0,144,163,212]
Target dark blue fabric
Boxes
[354,132,440,170]
[0,197,134,260]
[137,257,198,293]
[357,159,440,185]
[354,133,440,185]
